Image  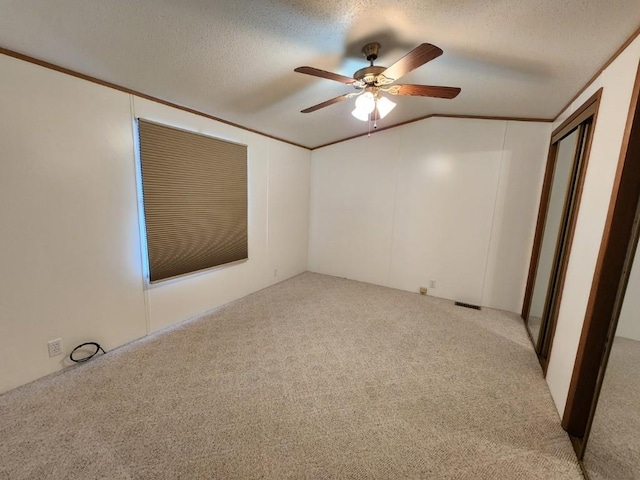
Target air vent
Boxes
[455,301,481,310]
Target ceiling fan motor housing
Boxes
[353,66,386,85]
[362,42,381,62]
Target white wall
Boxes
[545,36,640,415]
[0,54,311,393]
[617,249,640,342]
[308,117,551,312]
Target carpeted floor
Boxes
[583,336,640,480]
[0,272,583,479]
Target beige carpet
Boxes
[0,272,582,479]
[583,336,640,480]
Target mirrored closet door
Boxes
[522,90,601,369]
[527,129,579,345]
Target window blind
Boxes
[137,119,247,282]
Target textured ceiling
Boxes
[0,0,639,148]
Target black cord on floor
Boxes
[69,342,107,363]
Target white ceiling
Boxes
[1,1,639,148]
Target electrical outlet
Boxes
[274,269,278,277]
[47,338,63,357]
[429,280,436,289]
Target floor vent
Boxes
[455,301,481,310]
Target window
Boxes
[136,119,247,282]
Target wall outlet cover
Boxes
[47,338,63,357]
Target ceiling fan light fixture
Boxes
[351,107,370,121]
[376,96,396,119]
[354,91,376,114]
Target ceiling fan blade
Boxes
[381,43,443,81]
[388,84,461,99]
[294,66,355,84]
[301,94,351,113]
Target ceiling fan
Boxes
[294,42,461,122]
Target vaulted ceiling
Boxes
[1,1,639,148]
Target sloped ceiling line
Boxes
[0,47,310,150]
[1,1,639,147]
[2,21,640,150]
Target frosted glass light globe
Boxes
[354,92,375,113]
[351,108,369,121]
[376,96,396,119]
